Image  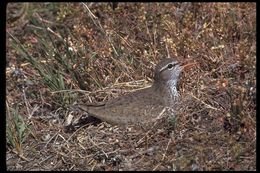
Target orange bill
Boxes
[181,62,198,70]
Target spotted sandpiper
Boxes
[74,58,196,125]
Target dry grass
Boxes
[6,2,256,171]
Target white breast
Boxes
[167,79,180,101]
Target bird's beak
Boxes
[181,61,198,71]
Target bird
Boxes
[73,58,196,126]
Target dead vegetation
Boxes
[6,2,256,171]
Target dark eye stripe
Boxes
[166,62,178,69]
[159,62,179,72]
[167,64,174,69]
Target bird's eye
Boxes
[167,64,174,69]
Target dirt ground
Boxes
[6,3,256,171]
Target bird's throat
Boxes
[153,79,180,106]
[166,80,180,102]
